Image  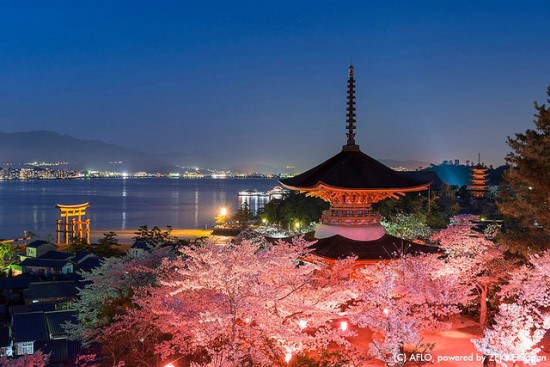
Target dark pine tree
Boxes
[498,85,550,254]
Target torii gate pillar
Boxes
[55,203,91,245]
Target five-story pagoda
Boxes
[280,66,435,261]
[470,154,489,199]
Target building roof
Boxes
[0,275,41,290]
[74,256,101,273]
[45,310,78,339]
[20,258,71,269]
[24,281,78,301]
[306,233,440,260]
[12,312,49,342]
[26,240,52,249]
[280,149,431,191]
[39,251,74,261]
[73,251,93,264]
[10,303,57,316]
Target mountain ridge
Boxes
[0,130,435,173]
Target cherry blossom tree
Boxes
[473,250,550,367]
[499,250,550,312]
[473,303,547,367]
[0,351,49,367]
[66,246,173,367]
[348,254,468,366]
[431,215,511,326]
[69,237,360,366]
[135,237,358,366]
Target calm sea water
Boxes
[0,178,279,239]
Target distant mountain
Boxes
[0,131,457,175]
[379,159,431,170]
[0,131,170,171]
[0,131,283,173]
[155,151,229,170]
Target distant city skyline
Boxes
[1,1,549,170]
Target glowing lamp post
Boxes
[284,352,292,364]
[340,320,348,332]
[163,355,186,367]
[216,207,229,226]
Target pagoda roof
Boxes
[307,233,440,260]
[397,170,445,191]
[472,164,488,170]
[280,149,431,191]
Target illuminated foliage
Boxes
[0,242,15,275]
[348,254,467,366]
[475,250,550,366]
[473,303,548,367]
[66,247,172,367]
[381,212,432,241]
[69,238,357,366]
[260,192,329,229]
[0,351,50,366]
[431,215,511,327]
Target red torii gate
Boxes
[55,203,91,245]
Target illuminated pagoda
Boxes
[280,65,436,262]
[470,154,489,199]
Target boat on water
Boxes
[238,189,267,197]
[266,186,287,200]
[238,186,288,200]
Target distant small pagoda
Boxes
[470,154,488,199]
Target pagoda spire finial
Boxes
[343,64,360,151]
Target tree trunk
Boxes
[479,285,488,327]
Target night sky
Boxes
[1,1,549,170]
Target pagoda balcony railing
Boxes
[321,210,381,226]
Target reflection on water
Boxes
[122,211,127,230]
[194,189,199,228]
[0,178,278,239]
[239,196,269,215]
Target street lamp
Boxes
[284,352,292,364]
[216,207,229,226]
[163,354,186,367]
[340,320,348,332]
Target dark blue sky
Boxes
[1,1,549,170]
